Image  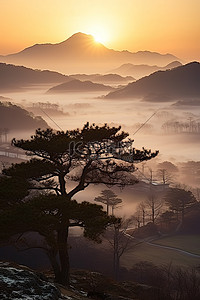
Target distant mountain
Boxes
[0,32,179,74]
[165,61,182,69]
[173,99,200,106]
[111,61,182,79]
[0,63,71,91]
[47,79,114,93]
[105,62,200,102]
[0,102,49,130]
[70,73,135,84]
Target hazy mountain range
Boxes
[0,32,179,74]
[70,73,135,84]
[105,62,200,102]
[47,79,114,93]
[0,63,133,91]
[110,61,182,79]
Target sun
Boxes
[85,23,110,45]
[90,27,109,45]
[93,33,107,44]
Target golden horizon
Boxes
[0,0,199,61]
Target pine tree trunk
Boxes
[55,174,70,285]
[59,174,67,196]
[113,226,120,281]
[114,256,120,281]
[57,225,70,286]
[142,210,145,226]
[152,205,155,224]
[47,249,61,283]
[182,206,185,223]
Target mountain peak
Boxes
[59,32,95,45]
[1,33,181,74]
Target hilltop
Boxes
[105,62,200,102]
[70,73,135,84]
[0,63,71,91]
[47,79,114,93]
[0,102,49,131]
[111,61,182,79]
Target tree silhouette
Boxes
[164,188,197,222]
[145,191,163,224]
[134,202,147,227]
[159,210,176,231]
[157,168,172,185]
[94,189,122,215]
[0,123,158,285]
[104,218,135,281]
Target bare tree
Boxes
[133,209,142,228]
[157,168,172,185]
[134,202,147,227]
[138,202,147,226]
[145,191,163,223]
[0,128,9,143]
[148,167,154,183]
[104,218,136,280]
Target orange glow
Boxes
[91,30,109,45]
[92,33,106,44]
[0,0,199,60]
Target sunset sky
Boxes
[0,0,199,61]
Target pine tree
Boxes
[94,189,122,215]
[0,123,158,285]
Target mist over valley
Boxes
[0,21,200,298]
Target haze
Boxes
[0,0,200,61]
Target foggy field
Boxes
[153,234,200,255]
[1,87,200,220]
[2,87,200,162]
[121,241,200,269]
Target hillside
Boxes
[0,63,71,91]
[111,61,182,79]
[47,79,114,93]
[70,73,135,84]
[105,62,200,102]
[0,32,179,74]
[0,102,49,130]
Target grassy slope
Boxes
[121,236,200,269]
[152,235,200,255]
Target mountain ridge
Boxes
[0,62,132,91]
[110,61,183,79]
[47,79,114,93]
[105,61,200,102]
[0,32,179,74]
[0,62,72,91]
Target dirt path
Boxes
[146,241,200,258]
